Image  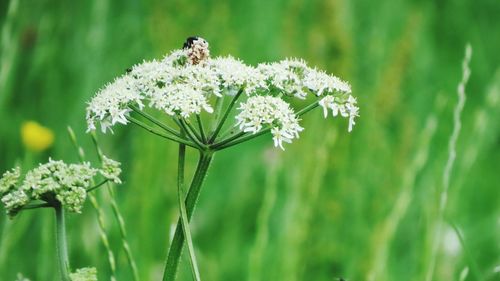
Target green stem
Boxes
[177,136,202,281]
[196,114,207,143]
[210,96,225,133]
[212,131,247,149]
[449,221,484,281]
[184,119,203,144]
[178,119,205,149]
[54,204,70,281]
[129,105,182,138]
[296,100,320,117]
[86,179,109,193]
[91,134,140,281]
[20,202,51,210]
[208,89,243,143]
[127,116,197,148]
[162,152,213,281]
[67,127,117,281]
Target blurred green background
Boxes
[0,0,499,280]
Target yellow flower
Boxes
[21,121,54,152]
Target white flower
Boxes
[258,59,309,99]
[0,158,122,216]
[210,56,267,95]
[236,96,303,150]
[85,38,358,138]
[1,190,29,211]
[130,59,173,96]
[56,186,87,213]
[176,63,222,97]
[303,68,351,95]
[257,58,351,100]
[345,95,359,132]
[0,167,20,194]
[149,84,213,117]
[100,155,122,184]
[318,94,359,132]
[86,75,144,133]
[162,49,189,67]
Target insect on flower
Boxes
[183,36,201,49]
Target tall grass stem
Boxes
[425,44,472,281]
[67,127,117,281]
[91,133,140,281]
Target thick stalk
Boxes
[54,204,70,281]
[177,138,201,281]
[162,152,213,281]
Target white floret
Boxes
[236,96,303,150]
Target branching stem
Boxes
[55,204,70,281]
[129,105,182,138]
[127,116,197,149]
[208,89,243,143]
[177,135,202,281]
[162,152,213,281]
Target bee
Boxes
[182,36,210,65]
[183,36,201,49]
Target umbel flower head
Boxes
[0,157,121,216]
[86,37,359,150]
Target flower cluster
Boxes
[0,158,121,216]
[236,96,304,149]
[86,37,358,149]
[319,95,359,132]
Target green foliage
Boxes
[0,0,499,280]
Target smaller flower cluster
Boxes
[257,59,352,99]
[86,75,144,133]
[209,56,267,95]
[319,95,359,132]
[0,158,121,216]
[236,96,304,150]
